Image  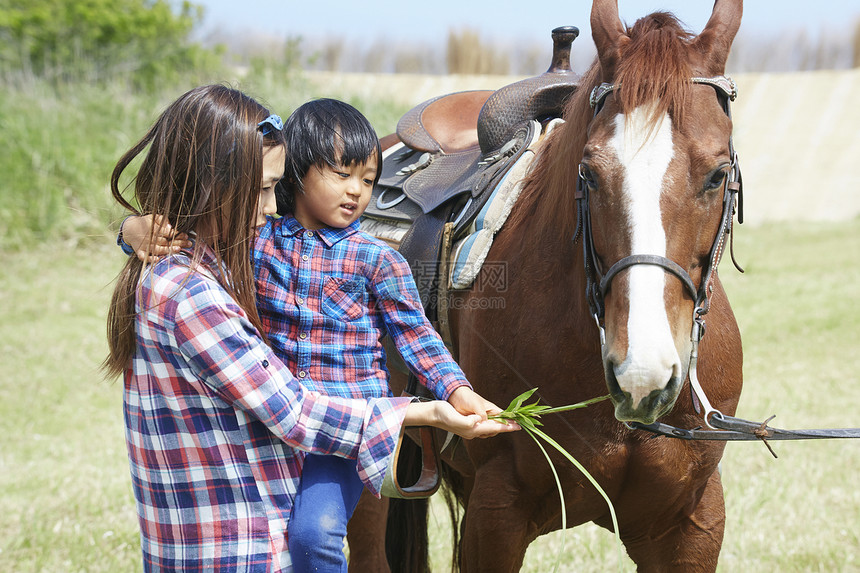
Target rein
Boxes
[630,415,860,457]
[574,76,860,453]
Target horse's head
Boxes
[579,0,742,424]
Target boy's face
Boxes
[293,151,378,230]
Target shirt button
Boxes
[298,370,306,378]
[261,360,269,368]
[306,231,313,237]
[299,332,307,339]
[296,297,304,305]
[302,254,309,261]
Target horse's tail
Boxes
[440,461,466,573]
[385,437,466,573]
[384,435,431,573]
[385,496,430,573]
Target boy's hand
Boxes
[447,386,502,422]
[122,214,191,263]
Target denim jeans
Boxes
[288,454,365,573]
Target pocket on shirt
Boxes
[321,276,369,322]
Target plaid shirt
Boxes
[252,215,469,401]
[126,246,411,572]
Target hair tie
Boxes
[257,114,283,136]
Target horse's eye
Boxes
[579,163,598,191]
[704,166,729,192]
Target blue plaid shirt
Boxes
[126,245,411,571]
[252,215,469,401]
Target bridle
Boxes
[571,77,860,451]
[573,75,744,429]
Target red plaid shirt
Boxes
[125,246,411,571]
[252,215,469,400]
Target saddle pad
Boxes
[359,217,410,248]
[449,118,564,290]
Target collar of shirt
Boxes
[172,239,224,279]
[279,214,360,248]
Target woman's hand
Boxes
[122,214,191,263]
[404,400,519,439]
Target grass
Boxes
[0,244,137,571]
[1,220,857,571]
[490,390,621,572]
[0,75,408,251]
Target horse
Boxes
[349,0,745,570]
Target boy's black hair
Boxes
[277,98,381,215]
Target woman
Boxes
[103,84,516,572]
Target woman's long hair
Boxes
[103,84,285,379]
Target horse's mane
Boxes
[509,12,695,244]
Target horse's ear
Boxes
[591,0,629,81]
[694,0,743,74]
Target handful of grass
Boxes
[490,388,624,572]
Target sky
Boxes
[191,0,860,46]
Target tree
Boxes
[0,0,219,88]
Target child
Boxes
[107,86,516,573]
[269,98,499,572]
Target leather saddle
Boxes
[365,25,582,306]
[373,26,583,499]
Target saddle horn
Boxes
[476,26,581,154]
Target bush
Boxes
[0,0,222,89]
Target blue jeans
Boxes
[288,454,365,573]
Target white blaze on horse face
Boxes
[607,105,682,408]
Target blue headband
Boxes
[257,114,283,136]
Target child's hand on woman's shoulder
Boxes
[122,214,192,263]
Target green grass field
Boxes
[1,220,857,572]
[0,74,408,252]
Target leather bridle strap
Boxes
[576,75,745,428]
[577,75,742,325]
[589,75,738,112]
[599,254,698,306]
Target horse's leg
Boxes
[457,466,536,573]
[624,469,726,573]
[346,491,390,573]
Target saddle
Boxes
[364,25,581,303]
[373,26,582,499]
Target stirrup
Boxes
[380,425,441,499]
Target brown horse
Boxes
[350,0,745,570]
